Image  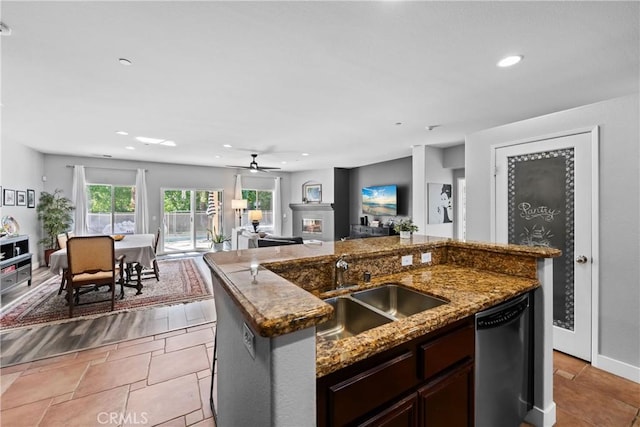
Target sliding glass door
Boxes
[161,188,223,253]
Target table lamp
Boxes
[231,199,248,227]
[248,210,263,233]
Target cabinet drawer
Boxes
[329,351,416,426]
[419,325,474,380]
[17,265,31,282]
[1,271,18,288]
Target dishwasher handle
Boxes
[476,294,529,330]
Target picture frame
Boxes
[16,191,27,206]
[303,183,322,203]
[27,189,36,208]
[3,189,15,206]
[427,183,453,224]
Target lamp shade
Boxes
[248,210,263,221]
[232,199,248,210]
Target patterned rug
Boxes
[0,258,212,330]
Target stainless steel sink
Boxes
[351,284,446,319]
[316,297,394,341]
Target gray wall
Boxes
[0,143,45,266]
[348,156,413,226]
[465,93,640,372]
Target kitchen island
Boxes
[204,235,560,427]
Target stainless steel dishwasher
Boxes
[475,292,533,427]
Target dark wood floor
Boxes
[0,255,215,367]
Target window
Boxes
[242,189,273,231]
[87,184,135,234]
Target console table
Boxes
[349,225,397,239]
[0,235,32,294]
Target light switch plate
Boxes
[421,252,432,263]
[401,255,413,266]
[243,323,256,359]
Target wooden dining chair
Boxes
[56,233,69,295]
[65,236,125,318]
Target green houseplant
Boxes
[36,189,74,265]
[207,229,230,252]
[393,218,418,238]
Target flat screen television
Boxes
[362,184,398,216]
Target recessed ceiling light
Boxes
[160,140,176,147]
[395,122,402,126]
[281,161,287,165]
[116,131,129,136]
[135,136,164,144]
[125,146,135,150]
[426,125,440,131]
[223,144,232,148]
[119,58,132,66]
[497,55,523,68]
[215,155,221,159]
[301,153,310,156]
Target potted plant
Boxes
[393,218,418,239]
[208,229,230,252]
[36,189,75,265]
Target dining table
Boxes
[49,233,156,298]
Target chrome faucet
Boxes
[335,255,349,289]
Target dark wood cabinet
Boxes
[0,235,32,294]
[359,393,419,427]
[418,361,474,427]
[350,225,397,239]
[317,317,474,427]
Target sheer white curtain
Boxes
[234,174,243,200]
[71,165,87,235]
[273,176,282,236]
[134,169,149,234]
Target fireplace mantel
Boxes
[289,203,334,212]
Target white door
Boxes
[494,130,595,361]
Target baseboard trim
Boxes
[593,354,640,383]
[525,401,556,427]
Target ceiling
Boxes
[1,1,638,172]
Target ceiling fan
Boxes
[226,153,281,173]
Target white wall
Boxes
[0,143,45,266]
[465,94,640,377]
[41,154,292,257]
[289,168,335,204]
[412,147,455,238]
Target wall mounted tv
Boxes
[362,185,398,216]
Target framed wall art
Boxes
[16,191,27,206]
[303,183,322,203]
[428,183,453,224]
[27,189,36,208]
[3,189,15,206]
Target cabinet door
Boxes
[358,393,418,427]
[418,362,474,427]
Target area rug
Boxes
[0,258,212,330]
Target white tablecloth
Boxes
[49,234,156,274]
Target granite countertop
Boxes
[314,264,538,376]
[203,235,560,377]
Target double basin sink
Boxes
[317,284,447,341]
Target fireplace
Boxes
[290,203,335,241]
[302,219,323,234]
